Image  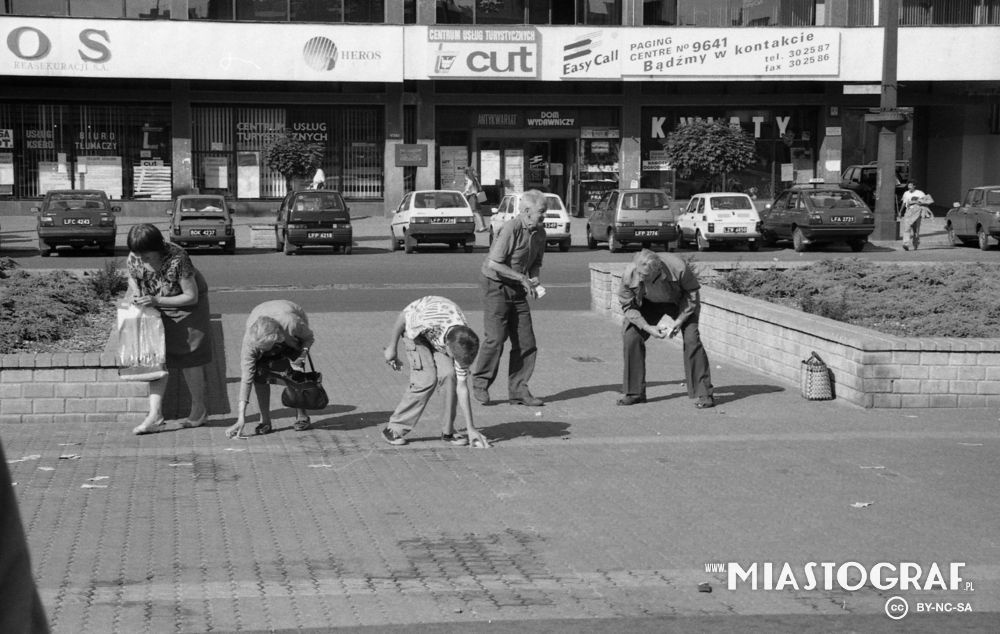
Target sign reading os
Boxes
[428,26,540,79]
[5,24,111,65]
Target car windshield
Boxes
[806,191,866,209]
[708,196,753,211]
[987,190,1000,205]
[291,193,345,213]
[544,197,563,211]
[622,192,669,209]
[47,193,105,210]
[179,198,226,220]
[413,192,466,209]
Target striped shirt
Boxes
[402,296,469,377]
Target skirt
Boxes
[160,268,213,369]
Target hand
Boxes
[666,325,681,339]
[225,421,247,439]
[647,325,667,339]
[521,276,537,298]
[467,428,491,449]
[383,346,402,371]
[133,295,157,308]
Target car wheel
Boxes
[761,229,778,247]
[696,231,710,252]
[224,240,236,255]
[747,240,760,252]
[608,228,621,253]
[978,227,992,251]
[283,237,295,255]
[586,226,597,249]
[275,231,284,252]
[558,239,570,252]
[946,223,961,247]
[792,227,807,252]
[848,238,866,252]
[343,244,352,255]
[463,242,474,253]
[404,232,416,254]
[676,231,687,249]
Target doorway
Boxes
[474,137,574,208]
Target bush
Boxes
[89,259,128,302]
[709,259,1000,338]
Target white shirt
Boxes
[311,168,326,189]
[901,188,924,207]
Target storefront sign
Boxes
[550,29,622,80]
[0,129,12,149]
[38,162,71,193]
[0,18,402,82]
[426,26,540,79]
[439,146,468,191]
[525,110,577,128]
[0,153,13,194]
[581,127,620,139]
[473,112,522,128]
[77,155,123,199]
[622,28,840,78]
[395,144,428,167]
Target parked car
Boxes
[389,189,476,253]
[33,189,120,257]
[274,189,352,255]
[676,192,761,251]
[945,185,1000,250]
[585,188,677,253]
[489,192,572,252]
[839,162,908,209]
[760,181,874,252]
[166,194,235,254]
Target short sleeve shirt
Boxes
[127,242,194,298]
[482,215,545,281]
[403,296,470,377]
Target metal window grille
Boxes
[340,107,384,200]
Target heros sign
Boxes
[428,26,539,79]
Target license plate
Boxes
[544,222,559,229]
[430,218,456,224]
[830,216,854,223]
[307,232,333,239]
[64,218,90,225]
[635,230,657,237]
[190,229,216,236]
[724,226,748,233]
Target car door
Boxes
[966,188,985,237]
[391,193,412,240]
[764,192,788,237]
[677,197,698,240]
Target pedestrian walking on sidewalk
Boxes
[900,193,934,251]
[226,300,316,438]
[381,296,491,448]
[471,189,547,407]
[463,167,487,232]
[126,224,212,435]
[617,249,714,408]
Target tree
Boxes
[264,131,324,189]
[662,120,757,191]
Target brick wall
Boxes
[590,262,1000,408]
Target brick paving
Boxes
[4,309,1000,631]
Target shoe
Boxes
[254,422,273,436]
[509,393,544,407]
[181,411,207,428]
[381,426,408,446]
[902,244,909,251]
[695,396,716,409]
[441,432,468,446]
[293,416,311,432]
[472,387,491,405]
[616,395,647,406]
[132,417,165,435]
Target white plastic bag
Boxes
[116,303,168,381]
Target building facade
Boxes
[1,0,998,216]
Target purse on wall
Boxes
[278,353,329,410]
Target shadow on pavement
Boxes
[543,380,682,404]
[712,383,786,405]
[484,419,570,441]
[313,409,392,431]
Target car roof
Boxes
[411,189,463,195]
[46,189,106,195]
[291,189,343,195]
[970,185,1000,190]
[692,192,752,198]
[614,188,666,194]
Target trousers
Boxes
[622,301,713,399]
[387,337,456,433]
[472,276,536,398]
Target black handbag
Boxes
[278,353,329,410]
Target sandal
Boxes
[695,396,716,409]
[441,432,468,446]
[293,417,311,432]
[254,422,273,435]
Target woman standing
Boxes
[900,193,934,251]
[127,223,212,435]
[226,300,316,439]
[462,167,487,232]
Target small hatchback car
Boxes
[275,189,352,255]
[167,194,235,254]
[676,192,761,251]
[389,189,476,253]
[489,192,571,252]
[946,185,1000,250]
[34,189,120,257]
[760,181,874,252]
[586,188,677,253]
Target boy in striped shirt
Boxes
[381,296,491,447]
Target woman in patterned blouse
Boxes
[126,223,213,435]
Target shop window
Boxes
[438,0,474,23]
[291,0,343,22]
[69,0,124,17]
[677,0,814,26]
[6,0,68,16]
[189,0,234,19]
[899,0,999,24]
[847,0,874,25]
[578,0,621,24]
[345,0,384,22]
[404,0,417,23]
[478,0,526,24]
[235,0,287,21]
[644,0,678,24]
[126,0,170,18]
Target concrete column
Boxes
[621,84,641,190]
[384,84,405,215]
[170,80,194,195]
[416,82,436,190]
